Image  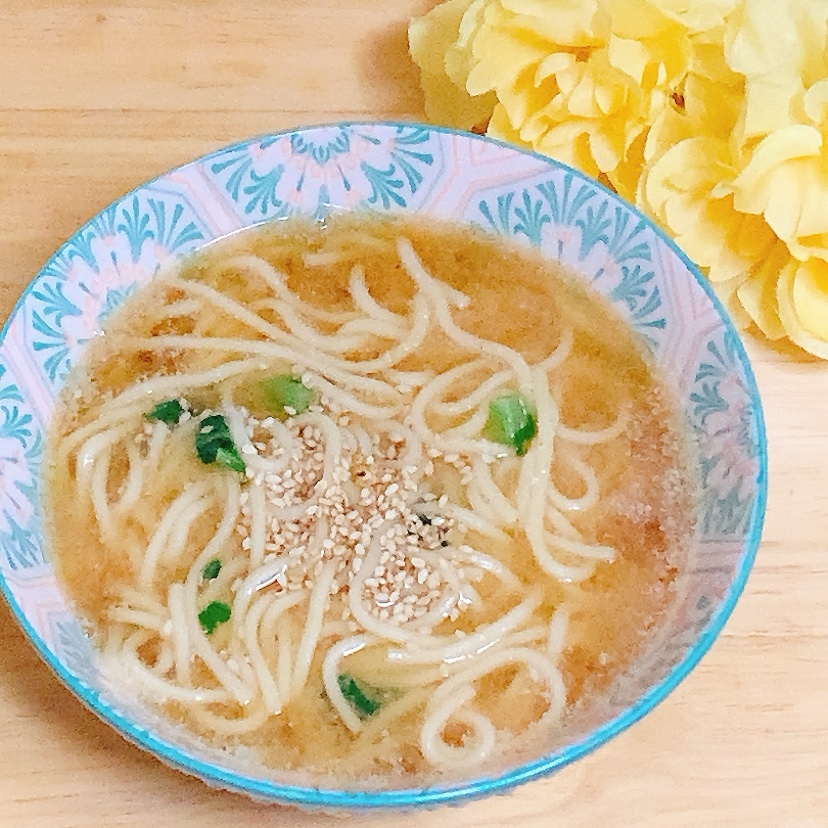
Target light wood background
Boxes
[1,2,826,826]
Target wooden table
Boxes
[0,2,825,825]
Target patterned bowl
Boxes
[0,122,767,810]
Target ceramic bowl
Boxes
[0,122,767,810]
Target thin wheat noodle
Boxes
[398,237,534,398]
[107,648,231,705]
[114,439,145,513]
[90,445,114,539]
[420,685,496,768]
[106,606,166,633]
[290,559,338,694]
[139,480,214,588]
[348,265,403,327]
[243,593,284,714]
[323,635,371,733]
[168,582,191,686]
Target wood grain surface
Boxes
[1,2,826,826]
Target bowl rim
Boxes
[0,119,768,809]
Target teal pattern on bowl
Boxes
[0,122,767,810]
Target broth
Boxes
[45,214,693,785]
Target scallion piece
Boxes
[337,673,382,719]
[146,398,186,426]
[261,374,317,418]
[482,392,537,456]
[214,445,246,473]
[195,414,246,473]
[198,600,231,634]
[202,559,222,580]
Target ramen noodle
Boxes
[44,214,694,785]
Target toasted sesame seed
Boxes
[230,405,477,627]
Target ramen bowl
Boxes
[0,122,766,810]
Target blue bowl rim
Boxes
[0,119,768,809]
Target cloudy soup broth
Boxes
[45,213,694,786]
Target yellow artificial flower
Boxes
[408,0,828,357]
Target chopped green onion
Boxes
[214,445,246,473]
[337,673,382,719]
[261,374,317,418]
[482,392,537,456]
[146,398,186,425]
[198,600,231,634]
[202,558,222,580]
[195,414,246,473]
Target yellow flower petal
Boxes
[710,211,777,285]
[409,0,498,128]
[501,0,601,44]
[729,126,816,221]
[713,276,756,332]
[647,0,739,32]
[465,15,549,98]
[742,75,804,141]
[608,130,647,200]
[607,35,651,85]
[535,52,576,85]
[733,239,789,339]
[777,257,828,358]
[725,0,815,78]
[606,0,674,39]
[531,119,603,178]
[725,0,828,143]
[488,101,527,145]
[642,137,732,225]
[790,258,828,338]
[729,126,828,259]
[448,0,488,84]
[735,126,822,189]
[803,78,828,128]
[409,0,476,82]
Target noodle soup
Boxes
[44,214,693,785]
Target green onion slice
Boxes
[198,600,231,634]
[337,673,383,719]
[195,414,246,473]
[482,392,537,456]
[201,559,222,580]
[260,374,317,418]
[145,398,186,426]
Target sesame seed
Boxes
[230,406,476,626]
